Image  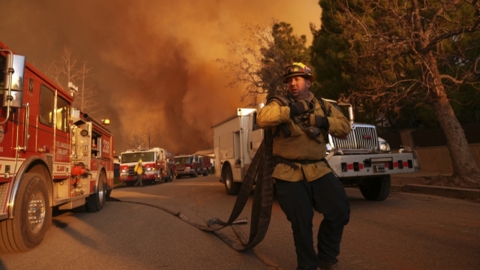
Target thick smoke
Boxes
[1,0,320,154]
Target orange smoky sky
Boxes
[1,0,321,154]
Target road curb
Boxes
[392,184,480,200]
[114,182,126,188]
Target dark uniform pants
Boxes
[134,174,143,187]
[275,172,350,270]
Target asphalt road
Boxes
[0,175,479,270]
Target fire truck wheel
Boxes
[223,165,240,195]
[359,175,391,201]
[203,170,208,176]
[191,170,198,178]
[86,173,107,212]
[0,173,51,252]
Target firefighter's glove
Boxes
[299,114,330,130]
[289,100,313,118]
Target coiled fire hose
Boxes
[113,129,274,251]
[182,128,274,251]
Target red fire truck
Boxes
[174,154,211,179]
[119,147,174,185]
[0,42,115,252]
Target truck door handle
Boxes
[23,103,30,151]
[16,103,29,151]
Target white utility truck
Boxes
[212,101,420,201]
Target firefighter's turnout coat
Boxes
[257,92,351,182]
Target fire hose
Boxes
[191,128,275,251]
[112,129,274,251]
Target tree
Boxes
[75,61,100,115]
[141,127,160,149]
[128,127,160,149]
[311,0,480,187]
[310,1,355,102]
[129,134,145,150]
[43,46,100,116]
[217,22,311,104]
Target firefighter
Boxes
[257,62,351,270]
[134,159,144,187]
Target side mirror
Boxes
[2,53,26,108]
[337,102,355,123]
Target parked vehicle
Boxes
[174,154,211,178]
[114,156,120,185]
[119,147,174,185]
[212,101,420,201]
[0,42,115,252]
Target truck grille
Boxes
[127,166,136,175]
[330,124,378,151]
[175,165,186,172]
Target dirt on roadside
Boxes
[390,175,431,186]
[392,173,480,189]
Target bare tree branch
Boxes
[318,0,480,183]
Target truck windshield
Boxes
[121,152,155,163]
[174,157,191,165]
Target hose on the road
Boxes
[111,130,275,251]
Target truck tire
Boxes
[191,170,198,178]
[223,165,240,195]
[359,175,391,201]
[202,169,208,176]
[0,173,51,252]
[86,173,106,212]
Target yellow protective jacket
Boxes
[134,163,144,175]
[256,92,351,182]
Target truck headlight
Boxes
[326,143,333,152]
[378,138,390,152]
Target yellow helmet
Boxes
[282,62,315,83]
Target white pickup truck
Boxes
[212,101,420,201]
